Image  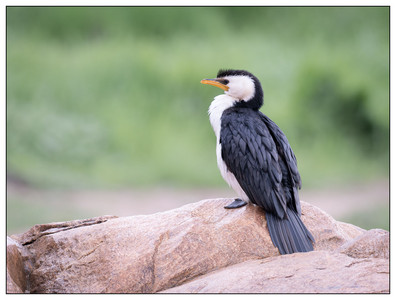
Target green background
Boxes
[6,7,389,233]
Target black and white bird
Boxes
[201,69,315,255]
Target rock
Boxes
[7,198,389,293]
[338,228,389,259]
[7,237,27,293]
[161,251,389,293]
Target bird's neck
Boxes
[208,94,237,139]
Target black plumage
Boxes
[220,108,314,254]
[202,69,315,255]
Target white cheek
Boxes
[226,76,255,101]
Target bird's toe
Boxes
[224,198,248,209]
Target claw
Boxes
[224,198,248,209]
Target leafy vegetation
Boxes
[7,7,389,189]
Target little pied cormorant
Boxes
[201,69,315,255]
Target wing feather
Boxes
[220,108,302,219]
[259,112,302,215]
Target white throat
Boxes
[208,94,235,139]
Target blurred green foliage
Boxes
[341,203,389,231]
[7,7,389,189]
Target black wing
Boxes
[259,112,302,215]
[220,108,302,219]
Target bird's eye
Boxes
[220,79,229,85]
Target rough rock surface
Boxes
[162,251,389,293]
[7,237,26,293]
[337,228,389,259]
[7,198,389,294]
[164,251,389,293]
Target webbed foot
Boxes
[224,198,248,209]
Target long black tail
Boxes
[266,207,315,255]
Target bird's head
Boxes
[201,69,264,110]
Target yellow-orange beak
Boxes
[200,79,229,91]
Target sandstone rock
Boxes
[7,198,389,293]
[162,251,389,293]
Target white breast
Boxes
[208,95,249,202]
